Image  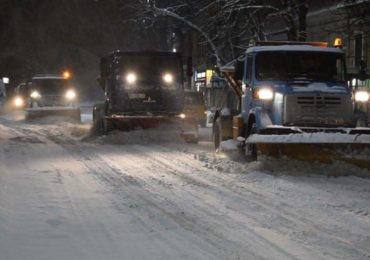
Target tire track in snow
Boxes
[126,144,370,259]
[90,145,327,260]
[41,132,253,259]
[10,122,370,259]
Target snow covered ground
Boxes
[0,109,369,260]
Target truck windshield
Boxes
[32,78,70,94]
[119,55,182,86]
[255,51,346,82]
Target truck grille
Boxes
[39,95,68,106]
[284,93,352,127]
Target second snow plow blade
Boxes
[26,107,81,122]
[247,130,370,169]
[99,115,199,143]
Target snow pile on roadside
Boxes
[39,122,92,140]
[220,139,240,151]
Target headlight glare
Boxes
[179,113,186,119]
[255,88,274,100]
[126,73,137,84]
[163,73,174,84]
[355,91,369,102]
[14,96,24,107]
[30,91,41,99]
[65,90,76,100]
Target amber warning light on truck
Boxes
[334,38,342,48]
[63,71,71,79]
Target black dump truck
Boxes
[93,51,198,142]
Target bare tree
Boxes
[120,0,309,65]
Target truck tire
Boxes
[245,123,257,161]
[213,117,222,150]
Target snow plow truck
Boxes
[25,73,81,121]
[213,41,370,169]
[93,51,198,143]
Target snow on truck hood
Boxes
[290,82,349,94]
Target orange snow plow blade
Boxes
[104,115,199,143]
[247,131,370,169]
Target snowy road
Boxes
[0,112,369,260]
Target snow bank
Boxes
[220,139,240,151]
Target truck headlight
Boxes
[355,91,369,102]
[126,73,137,84]
[65,90,76,100]
[163,73,174,84]
[30,91,41,99]
[14,96,24,107]
[255,87,274,100]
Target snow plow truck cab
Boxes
[25,74,81,121]
[93,50,198,142]
[214,41,370,169]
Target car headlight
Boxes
[255,87,274,100]
[179,113,186,119]
[30,91,41,99]
[355,91,369,102]
[126,73,137,84]
[65,90,76,100]
[14,96,24,107]
[163,73,174,84]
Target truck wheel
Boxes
[245,123,257,161]
[213,117,222,150]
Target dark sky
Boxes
[0,0,166,99]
